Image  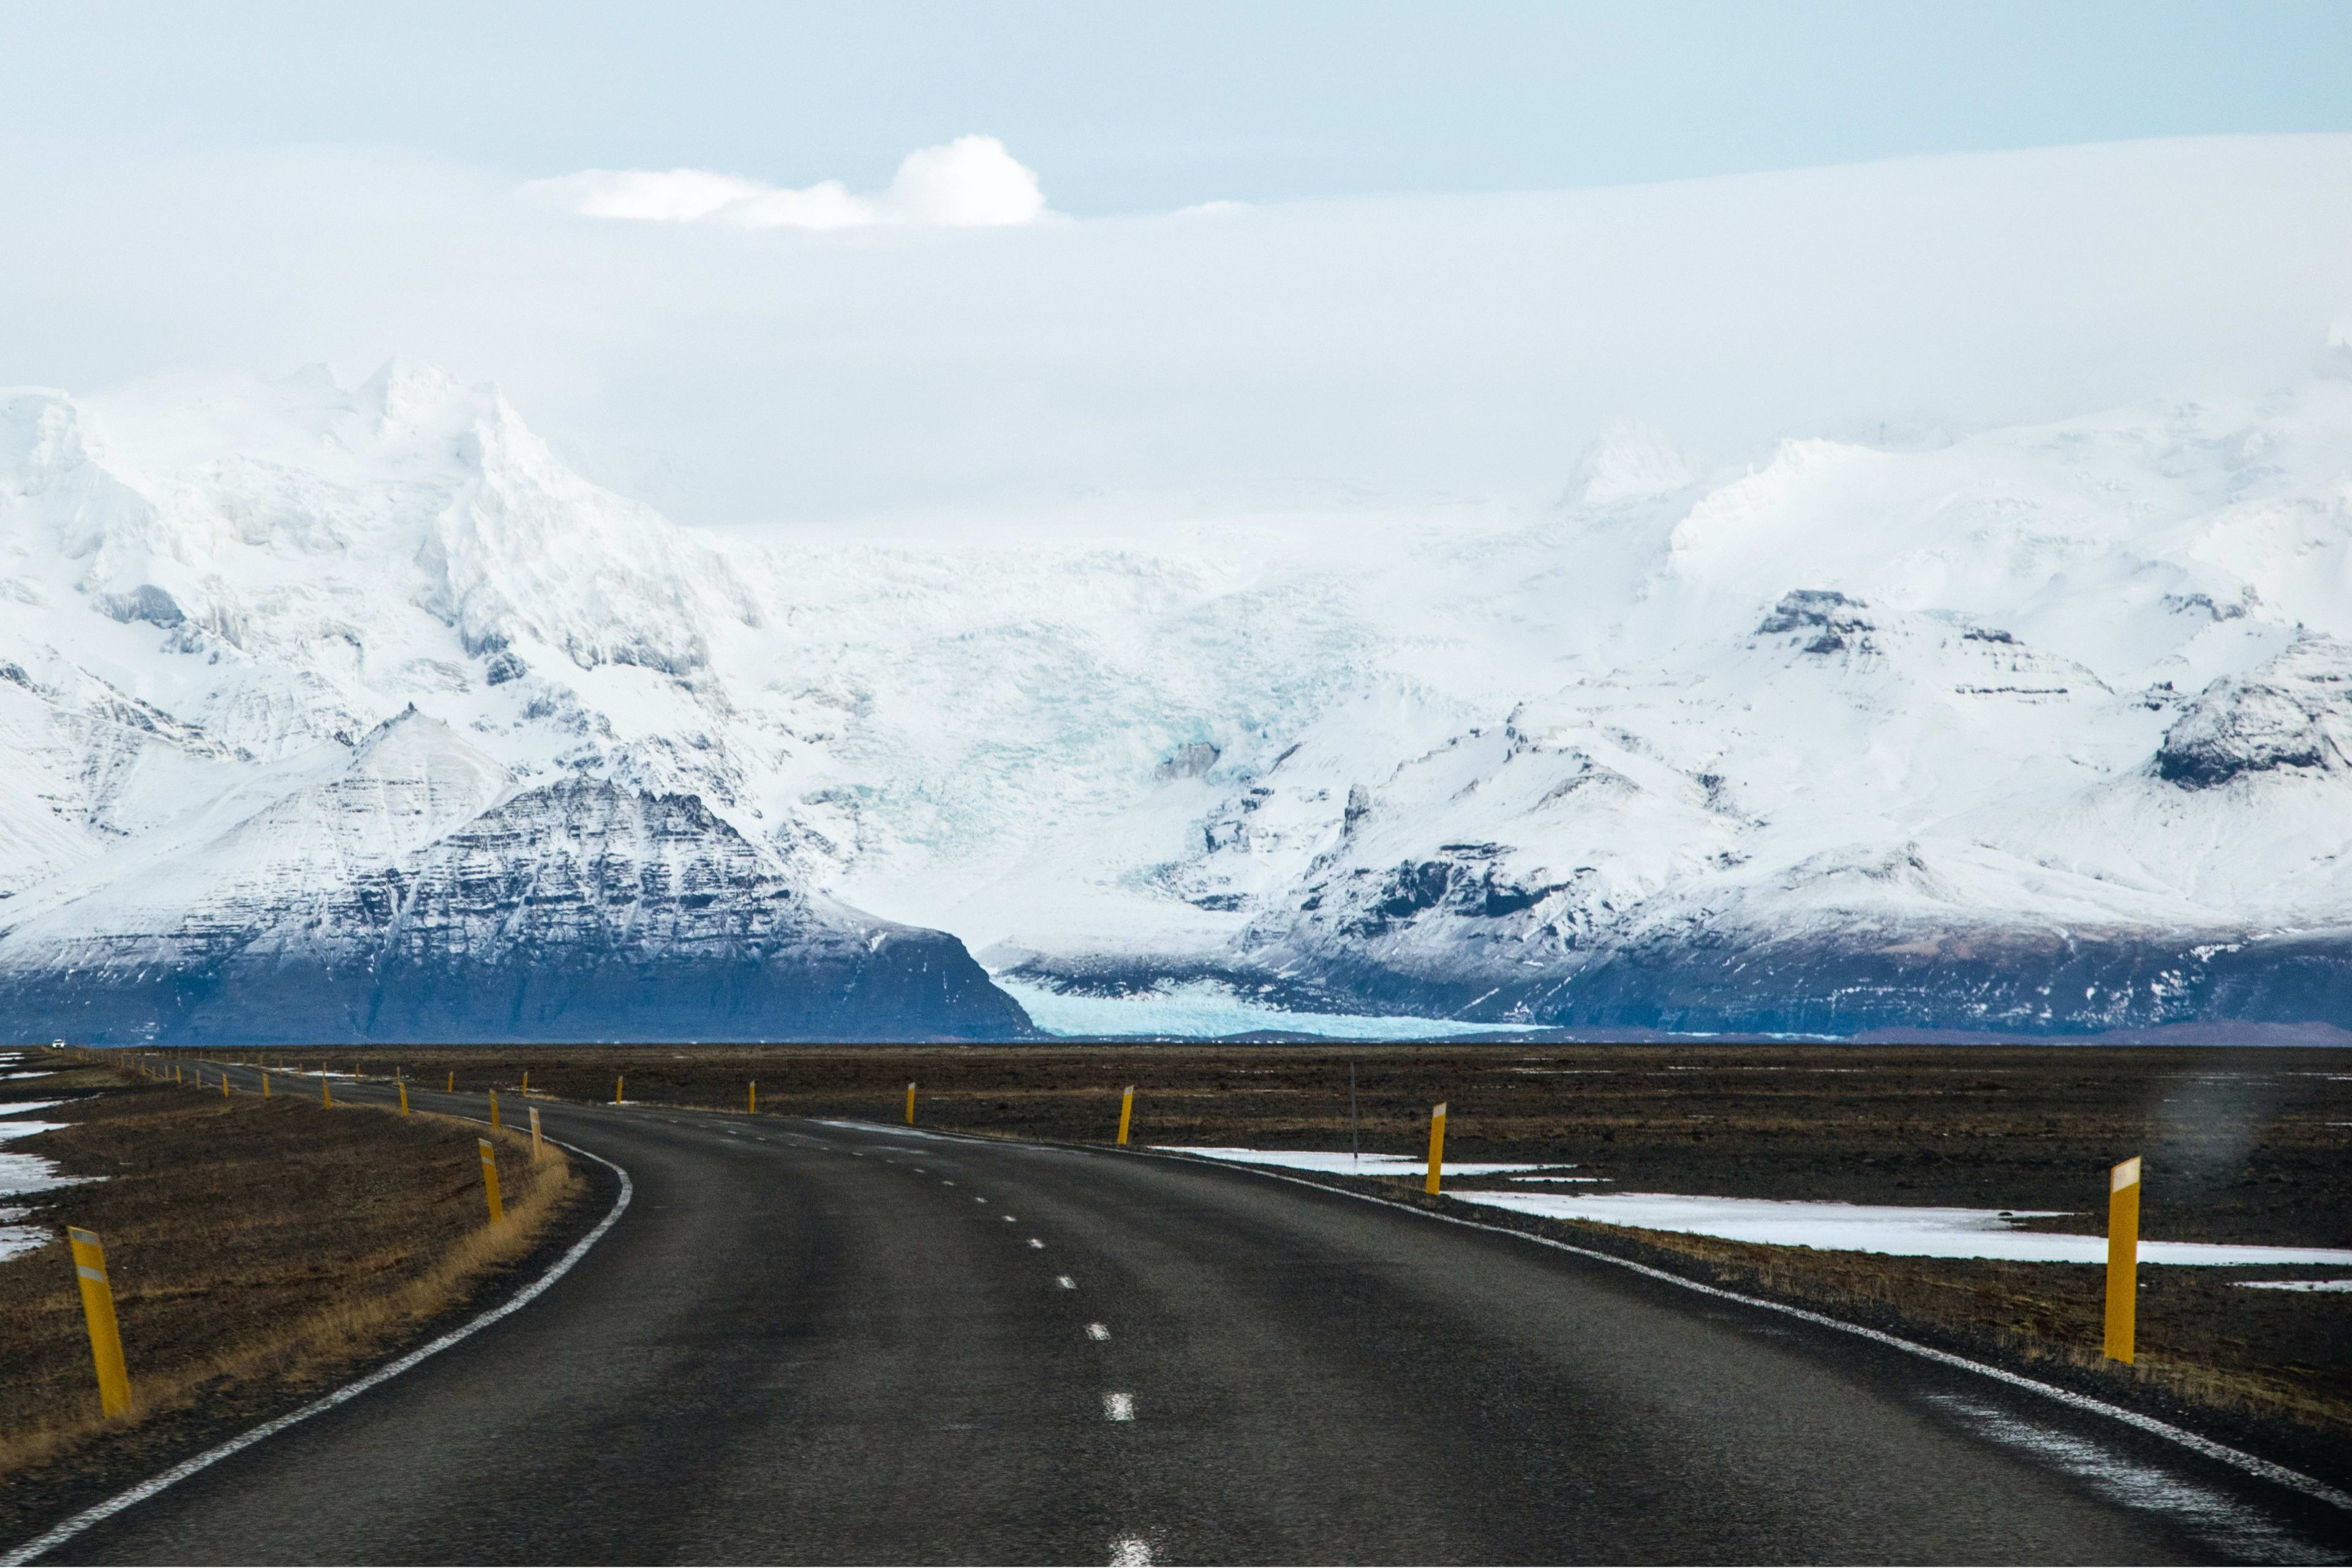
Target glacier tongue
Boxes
[6,361,2352,1038]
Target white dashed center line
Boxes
[1028,1238,1045,1248]
[1057,1275,1077,1289]
[1102,1392,1135,1422]
[974,1196,987,1203]
[1002,1215,1017,1222]
[1085,1322,1110,1341]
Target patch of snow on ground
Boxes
[2234,1279,2352,1292]
[994,980,1514,1040]
[0,1207,45,1264]
[1158,1147,1567,1177]
[1450,1189,2352,1265]
[0,1151,81,1199]
[0,1123,68,1142]
[0,1099,72,1117]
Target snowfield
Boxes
[4,346,2352,1039]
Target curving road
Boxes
[23,1069,2351,1565]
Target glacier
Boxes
[5,353,2352,1040]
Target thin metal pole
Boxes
[1349,1059,1359,1167]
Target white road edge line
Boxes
[2,1130,636,1567]
[1152,1151,2352,1517]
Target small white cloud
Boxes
[524,135,1047,232]
[881,136,1047,227]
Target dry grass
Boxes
[225,1041,2352,1247]
[0,1055,581,1490]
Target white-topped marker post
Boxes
[68,1228,132,1419]
[2105,1155,2141,1363]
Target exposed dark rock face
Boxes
[1757,589,1876,654]
[1337,848,1562,937]
[2157,638,2352,788]
[97,584,186,628]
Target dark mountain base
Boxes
[1007,925,2352,1038]
[2,930,1035,1044]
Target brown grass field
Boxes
[0,1054,583,1536]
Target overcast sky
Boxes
[2,4,2348,531]
[6,2,2348,209]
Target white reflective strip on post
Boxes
[68,1227,98,1245]
[2113,1156,2142,1191]
[76,1265,107,1283]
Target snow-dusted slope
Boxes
[0,372,1028,1041]
[4,360,2351,1038]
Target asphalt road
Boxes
[27,1070,2352,1564]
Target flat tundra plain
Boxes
[228,1042,2352,1439]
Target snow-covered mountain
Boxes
[0,366,1027,1041]
[4,356,2351,1039]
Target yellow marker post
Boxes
[322,1076,332,1108]
[1117,1085,1134,1147]
[67,1227,132,1419]
[175,1063,182,1085]
[529,1106,543,1155]
[1425,1102,1449,1195]
[905,1081,916,1125]
[748,1081,757,1115]
[478,1138,503,1223]
[399,1081,410,1117]
[522,1070,529,1094]
[2105,1155,2141,1364]
[262,1070,271,1099]
[221,1070,230,1100]
[489,1089,501,1130]
[614,1075,625,1105]
[447,1071,454,1093]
